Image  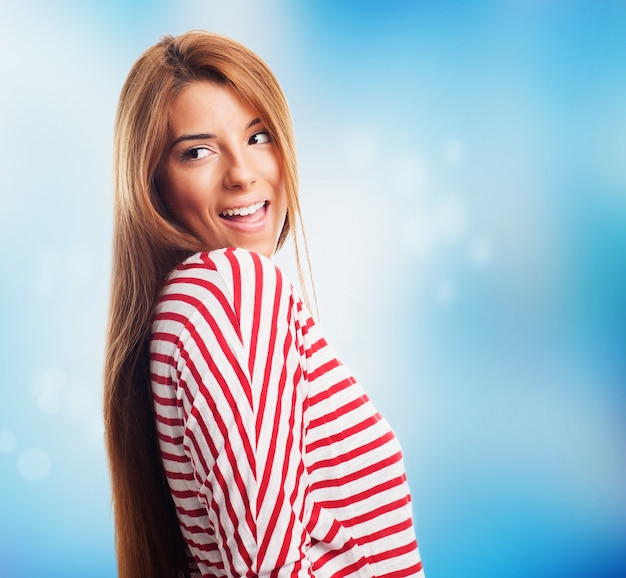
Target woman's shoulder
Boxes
[168,248,285,286]
[153,248,302,345]
[158,248,291,315]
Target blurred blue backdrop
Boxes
[1,1,625,576]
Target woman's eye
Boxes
[183,146,211,160]
[249,131,271,145]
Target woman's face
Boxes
[157,81,287,258]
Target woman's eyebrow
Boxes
[170,132,216,147]
[170,118,261,148]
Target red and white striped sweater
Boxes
[150,248,424,577]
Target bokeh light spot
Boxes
[66,385,106,447]
[17,448,52,482]
[36,367,68,414]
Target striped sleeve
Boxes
[150,248,313,577]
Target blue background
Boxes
[1,1,625,576]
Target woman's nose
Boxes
[223,149,256,191]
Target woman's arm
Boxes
[151,248,312,577]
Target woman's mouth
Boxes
[219,200,266,218]
[218,200,269,232]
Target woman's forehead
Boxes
[169,81,259,129]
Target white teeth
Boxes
[221,201,266,217]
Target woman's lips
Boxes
[219,200,269,232]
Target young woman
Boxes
[104,30,424,578]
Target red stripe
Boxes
[176,254,217,272]
[157,431,184,445]
[152,391,177,406]
[164,469,195,481]
[307,394,371,431]
[304,336,327,358]
[306,414,381,453]
[274,459,307,570]
[179,519,215,535]
[248,251,264,379]
[358,517,415,545]
[155,413,183,428]
[307,375,357,408]
[307,431,397,474]
[379,566,425,578]
[342,496,412,527]
[160,450,189,464]
[308,358,341,381]
[316,474,408,510]
[366,538,420,564]
[176,506,207,518]
[224,248,243,319]
[170,488,197,499]
[256,303,288,510]
[311,535,370,576]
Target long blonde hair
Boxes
[104,31,304,577]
